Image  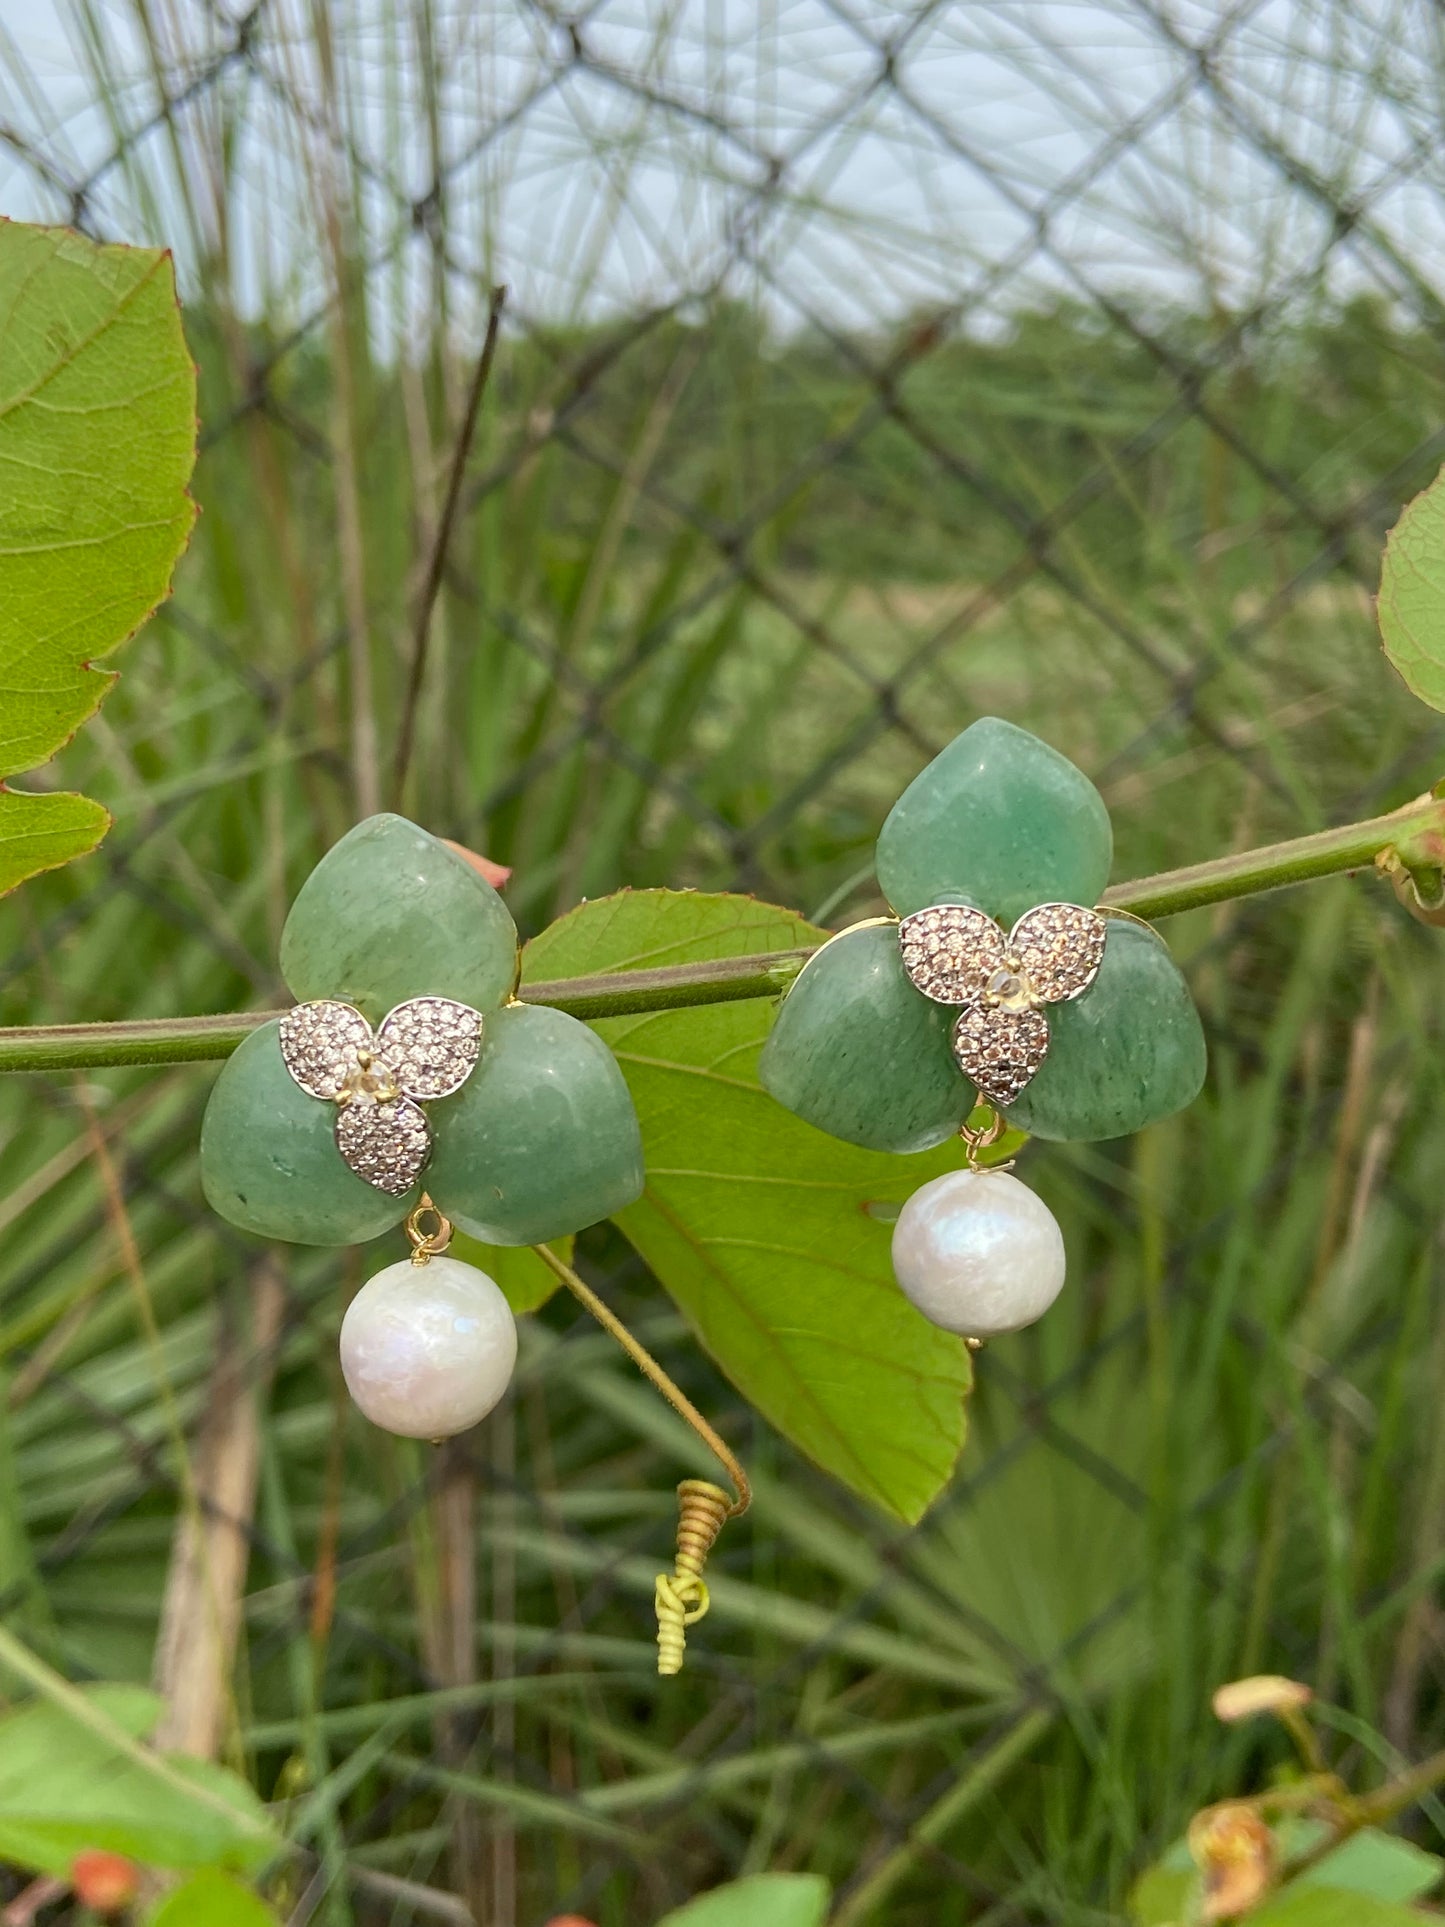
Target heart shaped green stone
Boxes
[280,813,519,1022]
[758,922,974,1154]
[200,1022,416,1244]
[426,1004,645,1245]
[875,717,1113,925]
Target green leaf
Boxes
[1130,1827,1443,1926]
[147,1870,279,1927]
[0,788,111,897]
[0,220,197,894]
[1294,1827,1443,1904]
[1249,1887,1436,1925]
[1129,1838,1194,1925]
[657,1872,831,1927]
[1379,462,1445,712]
[522,891,973,1523]
[0,1684,276,1878]
[1129,1868,1190,1922]
[450,1232,572,1314]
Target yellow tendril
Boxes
[655,1479,733,1676]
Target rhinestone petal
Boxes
[898,904,1007,1005]
[378,996,484,1100]
[951,1003,1050,1109]
[278,1000,375,1101]
[1009,902,1107,1005]
[335,1094,431,1196]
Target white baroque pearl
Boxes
[340,1255,518,1438]
[891,1169,1065,1337]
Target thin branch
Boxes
[1,1878,67,1927]
[532,1242,749,1515]
[1100,795,1445,918]
[392,285,508,804]
[1269,1746,1445,1891]
[0,949,812,1073]
[2,792,1442,1076]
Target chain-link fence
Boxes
[4,2,1445,1921]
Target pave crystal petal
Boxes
[335,1094,431,1195]
[279,1000,376,1100]
[1009,903,1108,1005]
[898,904,1008,1006]
[1003,921,1208,1142]
[951,1003,1050,1109]
[378,996,484,1100]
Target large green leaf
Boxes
[1379,463,1445,712]
[657,1872,830,1927]
[522,891,973,1523]
[0,220,197,893]
[148,1870,279,1927]
[0,1683,276,1878]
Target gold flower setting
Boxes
[898,902,1108,1107]
[278,996,484,1195]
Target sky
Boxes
[3,0,1443,341]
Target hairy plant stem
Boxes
[1100,793,1445,919]
[531,1243,749,1516]
[2,793,1441,1076]
[1270,1744,1445,1889]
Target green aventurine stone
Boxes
[875,717,1113,925]
[280,813,519,1022]
[758,922,974,1154]
[426,1004,644,1246]
[200,1023,415,1244]
[1004,920,1206,1142]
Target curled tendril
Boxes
[655,1481,733,1677]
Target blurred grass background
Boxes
[4,0,1445,1921]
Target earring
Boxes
[759,717,1206,1339]
[199,813,645,1437]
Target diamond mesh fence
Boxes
[3,1,1445,1921]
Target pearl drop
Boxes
[339,1255,518,1438]
[891,1168,1065,1337]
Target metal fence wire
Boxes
[4,1,1445,1921]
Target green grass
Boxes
[5,1,1445,1920]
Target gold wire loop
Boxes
[655,1479,732,1676]
[405,1194,453,1266]
[959,1106,1012,1171]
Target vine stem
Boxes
[1099,792,1445,920]
[2,792,1442,1076]
[1268,1744,1445,1889]
[530,1244,750,1517]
